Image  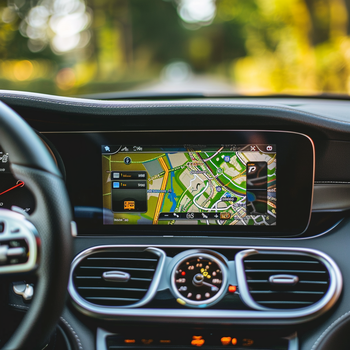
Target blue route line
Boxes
[160,154,178,212]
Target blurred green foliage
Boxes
[0,0,349,96]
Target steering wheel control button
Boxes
[13,282,34,301]
[9,240,21,247]
[0,246,8,263]
[0,210,38,274]
[7,247,26,258]
[0,242,28,266]
[171,250,228,308]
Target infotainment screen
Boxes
[44,130,313,236]
[102,144,276,226]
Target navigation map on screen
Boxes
[102,145,276,226]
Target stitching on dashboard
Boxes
[59,316,83,350]
[311,310,350,350]
[0,93,349,126]
[9,304,83,350]
[314,181,350,184]
[9,303,29,310]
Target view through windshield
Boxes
[0,0,349,96]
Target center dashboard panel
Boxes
[44,130,314,237]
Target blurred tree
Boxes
[1,0,350,95]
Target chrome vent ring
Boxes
[235,248,341,312]
[69,246,166,309]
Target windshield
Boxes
[0,0,349,97]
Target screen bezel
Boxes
[45,130,314,237]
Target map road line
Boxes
[153,157,169,225]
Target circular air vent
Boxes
[242,252,330,309]
[70,247,165,308]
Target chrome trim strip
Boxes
[313,184,350,212]
[96,328,113,350]
[269,274,299,285]
[170,250,229,307]
[285,332,298,350]
[68,246,166,310]
[235,248,342,316]
[69,244,342,325]
[235,249,266,311]
[102,271,130,282]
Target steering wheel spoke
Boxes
[0,209,38,275]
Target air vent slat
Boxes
[250,290,325,295]
[80,266,155,272]
[243,253,330,310]
[78,287,148,292]
[259,301,314,305]
[87,257,157,262]
[245,269,326,274]
[244,260,319,264]
[73,250,160,307]
[86,297,139,301]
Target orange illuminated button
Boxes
[124,201,135,210]
[141,339,153,345]
[160,340,171,344]
[242,339,254,346]
[220,212,231,220]
[232,338,237,345]
[228,285,237,293]
[124,339,136,344]
[191,336,205,347]
[221,337,231,345]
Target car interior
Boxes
[1,1,350,350]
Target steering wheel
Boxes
[0,101,73,350]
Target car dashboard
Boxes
[2,91,350,350]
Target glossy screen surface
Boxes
[102,144,276,226]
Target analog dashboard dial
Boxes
[171,251,228,307]
[0,137,60,215]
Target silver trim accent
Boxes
[269,274,299,285]
[69,245,342,325]
[41,129,315,236]
[13,283,34,301]
[235,248,342,314]
[70,221,78,237]
[170,250,228,307]
[0,209,38,274]
[313,183,350,212]
[102,271,130,282]
[96,328,113,350]
[69,246,166,310]
[286,332,299,350]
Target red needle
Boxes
[0,181,24,196]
